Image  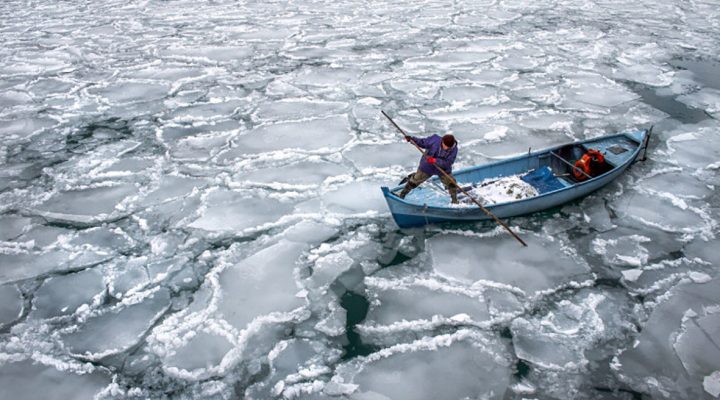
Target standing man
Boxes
[397,134,459,203]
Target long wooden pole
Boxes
[381,110,527,247]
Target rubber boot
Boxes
[448,184,458,204]
[398,182,417,199]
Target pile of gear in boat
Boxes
[452,148,609,206]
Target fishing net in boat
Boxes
[458,174,539,205]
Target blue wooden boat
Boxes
[381,128,651,228]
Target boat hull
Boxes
[381,130,649,228]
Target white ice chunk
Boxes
[170,130,234,161]
[99,157,154,174]
[673,311,720,378]
[314,300,346,337]
[343,143,418,171]
[612,63,674,87]
[440,85,498,103]
[610,190,708,234]
[231,116,352,154]
[426,100,534,123]
[140,176,206,206]
[165,100,250,122]
[705,371,720,398]
[578,195,616,232]
[428,233,591,296]
[293,66,362,87]
[35,184,139,224]
[558,73,639,109]
[638,170,713,200]
[307,251,354,290]
[0,250,75,285]
[0,117,56,140]
[321,181,387,214]
[358,277,491,345]
[621,269,643,282]
[516,110,574,131]
[31,268,105,319]
[108,257,151,298]
[666,125,720,170]
[0,360,110,400]
[591,235,650,268]
[216,240,306,330]
[405,51,495,69]
[282,221,338,245]
[126,66,203,81]
[512,290,633,371]
[254,99,347,122]
[165,331,234,372]
[677,88,720,114]
[245,339,340,399]
[242,160,347,187]
[189,190,293,232]
[0,90,32,107]
[344,330,511,400]
[364,282,488,327]
[90,82,170,104]
[0,284,22,325]
[0,215,31,240]
[684,237,720,267]
[63,288,170,358]
[616,278,720,398]
[160,46,253,62]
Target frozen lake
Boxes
[1,0,719,398]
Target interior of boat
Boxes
[396,134,640,207]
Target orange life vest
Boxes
[573,149,605,181]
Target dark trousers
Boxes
[398,170,458,203]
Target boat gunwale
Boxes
[381,130,647,212]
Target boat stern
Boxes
[625,127,652,162]
[625,128,648,144]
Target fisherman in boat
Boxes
[397,134,459,203]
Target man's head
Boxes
[441,134,456,150]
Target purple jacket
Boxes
[411,134,458,176]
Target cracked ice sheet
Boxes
[33,184,139,225]
[0,0,719,398]
[244,338,342,399]
[146,240,310,380]
[0,284,23,325]
[357,273,500,346]
[188,189,295,233]
[664,122,720,171]
[0,360,111,400]
[615,278,720,399]
[30,268,105,319]
[228,115,353,156]
[62,287,171,359]
[428,231,593,298]
[510,288,638,398]
[331,330,512,400]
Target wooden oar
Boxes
[381,110,527,247]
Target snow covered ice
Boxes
[1,0,720,399]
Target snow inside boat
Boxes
[381,129,651,228]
